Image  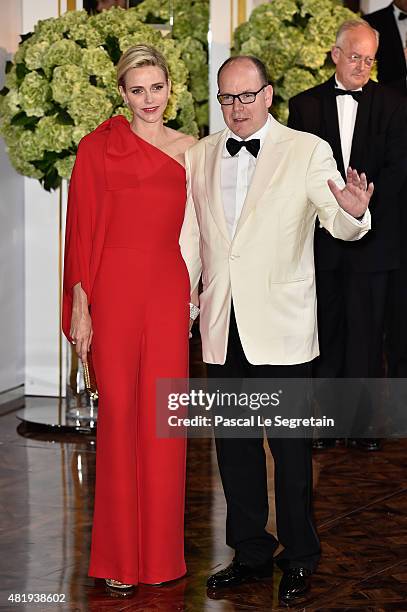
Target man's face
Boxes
[96,0,126,12]
[394,1,407,13]
[218,59,273,139]
[331,27,378,90]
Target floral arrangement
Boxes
[233,0,358,124]
[0,7,198,190]
[135,0,209,133]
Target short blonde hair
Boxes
[117,44,170,88]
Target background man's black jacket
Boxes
[288,76,407,271]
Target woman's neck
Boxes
[130,118,167,145]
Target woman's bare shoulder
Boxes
[181,134,198,152]
[165,127,198,152]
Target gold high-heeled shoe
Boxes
[105,578,134,590]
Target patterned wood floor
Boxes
[0,345,406,611]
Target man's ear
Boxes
[331,46,339,66]
[265,84,273,109]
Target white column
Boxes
[23,0,78,396]
[209,0,232,133]
[0,1,24,393]
[209,0,257,133]
[24,179,62,396]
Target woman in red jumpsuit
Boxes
[62,45,196,589]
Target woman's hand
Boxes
[70,283,93,363]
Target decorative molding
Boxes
[237,0,246,26]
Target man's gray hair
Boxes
[335,19,379,47]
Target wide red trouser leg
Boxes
[88,248,187,585]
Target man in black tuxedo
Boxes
[364,1,407,95]
[288,19,407,450]
[365,3,407,381]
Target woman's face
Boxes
[119,65,170,125]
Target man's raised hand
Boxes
[328,167,374,219]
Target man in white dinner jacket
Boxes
[180,55,373,605]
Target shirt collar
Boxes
[335,77,363,93]
[393,4,403,19]
[224,114,271,156]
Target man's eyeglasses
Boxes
[217,84,267,105]
[335,46,376,68]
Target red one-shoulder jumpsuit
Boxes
[63,116,189,585]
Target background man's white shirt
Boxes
[335,78,360,171]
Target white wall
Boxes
[361,1,390,15]
[0,1,24,393]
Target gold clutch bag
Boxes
[83,352,98,400]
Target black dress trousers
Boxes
[206,303,321,571]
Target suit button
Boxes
[229,254,240,260]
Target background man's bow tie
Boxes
[226,137,260,158]
[334,88,362,102]
[399,11,407,20]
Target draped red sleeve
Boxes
[62,120,109,342]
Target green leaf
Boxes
[55,107,75,125]
[16,62,30,85]
[45,102,75,125]
[10,111,38,130]
[102,35,121,65]
[42,167,61,192]
[144,13,167,24]
[33,150,71,176]
[20,31,34,43]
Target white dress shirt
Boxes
[335,78,361,171]
[221,115,271,238]
[394,4,407,56]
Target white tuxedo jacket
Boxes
[180,116,371,365]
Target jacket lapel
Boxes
[233,115,293,239]
[349,80,373,172]
[321,77,345,178]
[204,129,230,244]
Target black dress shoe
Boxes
[278,567,310,604]
[207,558,273,589]
[348,438,381,451]
[312,438,335,450]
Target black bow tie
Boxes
[226,137,260,158]
[399,11,407,20]
[335,88,362,102]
